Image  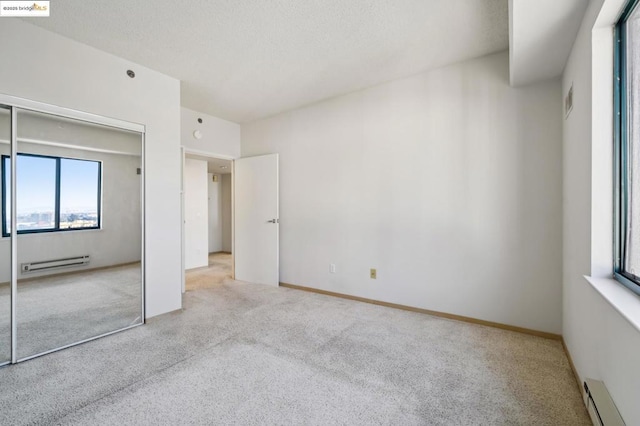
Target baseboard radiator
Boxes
[583,379,625,426]
[21,255,90,273]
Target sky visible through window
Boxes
[60,158,100,214]
[3,155,100,233]
[16,155,56,216]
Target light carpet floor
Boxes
[0,264,142,361]
[185,252,233,291]
[0,263,589,425]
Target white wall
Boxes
[181,107,240,159]
[208,174,222,253]
[221,173,232,253]
[184,159,209,269]
[0,19,182,317]
[242,50,563,333]
[562,0,640,424]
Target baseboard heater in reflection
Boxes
[583,379,625,425]
[21,255,90,273]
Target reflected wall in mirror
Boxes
[0,109,144,360]
[0,106,11,365]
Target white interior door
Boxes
[234,154,279,286]
[184,158,209,270]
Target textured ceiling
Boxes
[186,154,232,174]
[25,0,508,123]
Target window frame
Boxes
[614,0,640,295]
[1,153,102,237]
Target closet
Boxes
[0,95,144,365]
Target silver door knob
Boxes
[267,219,279,223]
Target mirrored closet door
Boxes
[0,106,11,366]
[0,96,145,363]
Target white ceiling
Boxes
[25,0,508,123]
[509,0,589,87]
[186,154,233,174]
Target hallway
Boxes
[185,253,233,291]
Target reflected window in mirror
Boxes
[1,154,101,236]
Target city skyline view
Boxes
[2,154,101,233]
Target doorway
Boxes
[180,151,279,293]
[183,153,233,291]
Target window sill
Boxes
[584,275,640,333]
[0,228,103,240]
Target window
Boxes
[1,154,101,236]
[615,0,640,295]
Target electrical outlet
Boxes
[370,268,377,279]
[330,264,336,273]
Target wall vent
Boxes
[583,379,625,426]
[21,255,90,273]
[565,83,574,118]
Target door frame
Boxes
[0,93,146,365]
[180,148,235,293]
